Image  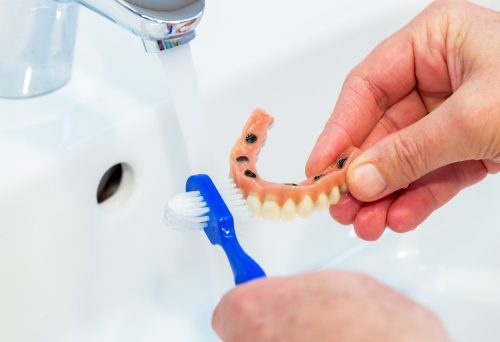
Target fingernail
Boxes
[351,163,387,198]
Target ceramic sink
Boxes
[1,0,499,341]
[198,1,500,341]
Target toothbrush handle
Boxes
[222,238,266,285]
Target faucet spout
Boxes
[76,0,204,52]
[0,0,204,98]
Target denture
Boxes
[230,108,360,221]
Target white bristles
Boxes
[164,178,251,230]
[164,191,210,230]
[219,180,251,222]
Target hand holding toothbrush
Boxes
[212,270,449,342]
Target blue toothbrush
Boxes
[164,174,266,285]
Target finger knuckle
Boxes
[453,95,499,159]
[212,288,263,342]
[346,70,388,115]
[223,286,258,318]
[391,132,427,182]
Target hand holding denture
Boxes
[305,1,500,240]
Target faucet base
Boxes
[0,1,79,99]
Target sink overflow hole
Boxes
[97,164,124,204]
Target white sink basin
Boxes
[1,0,499,341]
[197,1,500,341]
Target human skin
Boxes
[212,271,449,342]
[212,1,499,340]
[306,0,500,240]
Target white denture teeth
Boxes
[297,195,314,218]
[261,199,281,222]
[315,193,330,210]
[244,187,346,221]
[246,194,262,216]
[281,198,297,220]
[329,186,340,204]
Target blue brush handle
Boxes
[221,237,266,285]
[185,174,266,285]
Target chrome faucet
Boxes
[0,0,204,98]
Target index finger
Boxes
[305,26,416,177]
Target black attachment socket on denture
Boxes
[236,156,249,162]
[244,169,257,178]
[337,157,347,169]
[313,174,325,181]
[245,133,258,144]
[283,183,298,186]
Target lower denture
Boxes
[229,108,359,221]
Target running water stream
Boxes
[158,44,211,174]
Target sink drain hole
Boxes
[97,163,133,207]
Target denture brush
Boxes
[164,174,266,285]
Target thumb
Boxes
[346,93,476,201]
